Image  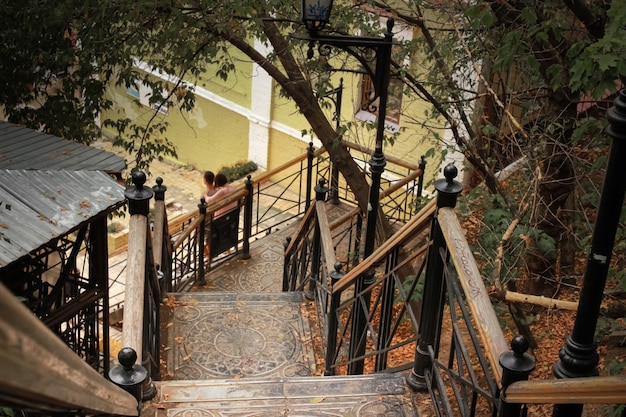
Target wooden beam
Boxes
[285,202,317,256]
[504,290,578,311]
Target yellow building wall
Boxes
[103,75,250,175]
[271,71,440,184]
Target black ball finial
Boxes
[118,347,138,370]
[443,164,458,183]
[511,335,530,357]
[131,171,146,188]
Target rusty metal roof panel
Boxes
[0,169,126,268]
[0,121,125,172]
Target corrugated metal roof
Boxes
[0,169,126,268]
[0,121,125,172]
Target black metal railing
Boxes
[283,180,435,376]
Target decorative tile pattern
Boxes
[166,293,315,380]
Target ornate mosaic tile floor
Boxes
[164,292,315,380]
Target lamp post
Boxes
[293,0,395,374]
[321,77,343,205]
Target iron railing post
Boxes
[152,177,170,292]
[499,335,536,417]
[305,142,315,211]
[407,164,462,390]
[198,198,207,285]
[283,236,292,292]
[417,155,426,199]
[325,262,344,376]
[553,89,626,417]
[327,78,343,206]
[243,175,253,260]
[308,178,329,300]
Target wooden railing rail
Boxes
[123,211,148,362]
[343,140,422,171]
[438,206,509,384]
[379,168,423,199]
[171,215,204,250]
[284,203,317,257]
[316,202,337,269]
[332,198,436,293]
[0,283,138,416]
[505,376,626,404]
[252,146,326,185]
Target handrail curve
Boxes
[0,283,138,416]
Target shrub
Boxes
[218,160,258,182]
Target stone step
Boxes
[142,373,419,416]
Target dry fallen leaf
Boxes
[309,397,325,404]
[174,336,184,344]
[80,200,91,208]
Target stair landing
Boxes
[162,292,315,380]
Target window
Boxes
[126,80,169,115]
[355,74,402,133]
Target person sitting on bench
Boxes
[203,173,237,259]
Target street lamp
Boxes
[293,0,396,375]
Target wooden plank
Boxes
[316,203,337,269]
[171,215,204,250]
[0,283,138,416]
[333,199,436,293]
[438,207,509,386]
[505,376,626,404]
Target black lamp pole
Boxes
[293,1,395,374]
[322,78,343,205]
[552,90,626,417]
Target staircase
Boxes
[141,208,421,416]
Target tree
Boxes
[2,0,625,287]
[0,0,393,234]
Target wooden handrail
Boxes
[123,214,148,362]
[316,203,337,269]
[504,376,626,404]
[0,283,138,416]
[438,207,509,386]
[343,140,422,171]
[329,206,361,231]
[333,199,436,293]
[379,168,423,199]
[171,215,204,250]
[285,202,317,256]
[251,146,326,185]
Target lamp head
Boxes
[301,0,333,34]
